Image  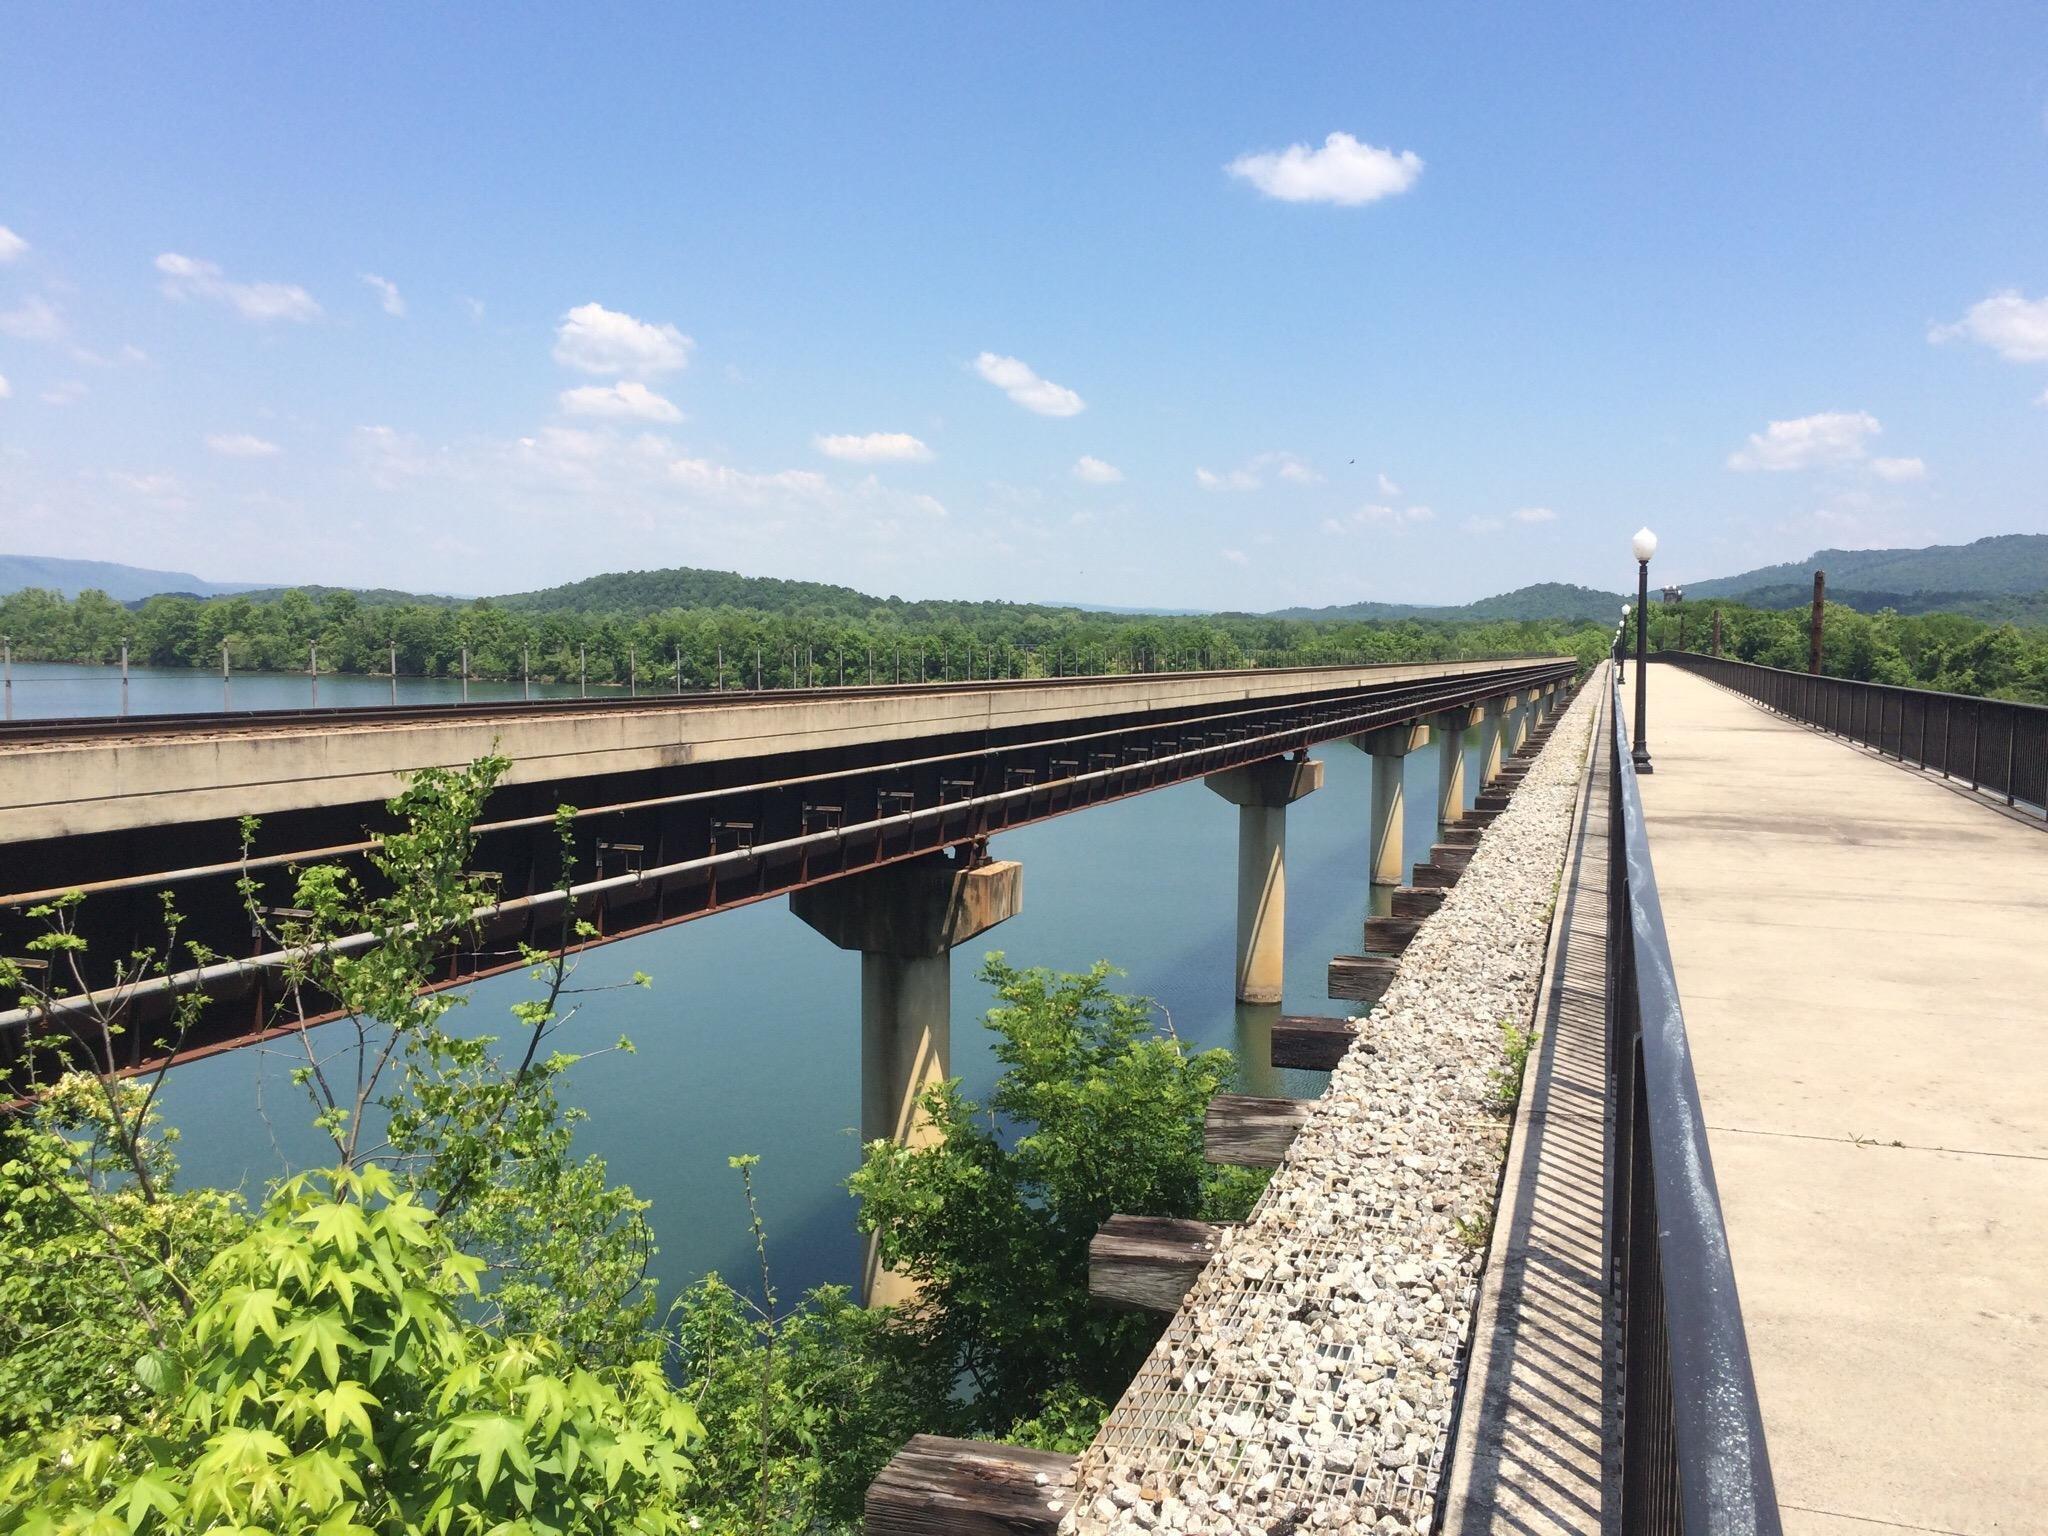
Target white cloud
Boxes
[1727,410,1881,471]
[813,431,933,463]
[0,373,10,399]
[1226,131,1424,206]
[361,273,406,317]
[1072,454,1123,484]
[667,456,833,503]
[1196,451,1319,491]
[973,352,1085,417]
[552,302,693,378]
[1329,502,1434,532]
[107,470,185,504]
[0,295,64,341]
[1220,548,1249,567]
[206,432,283,458]
[1929,290,2048,363]
[1376,471,1401,497]
[41,380,86,406]
[1510,505,1557,523]
[155,252,321,322]
[461,296,486,321]
[0,226,27,263]
[1871,456,1926,482]
[1464,516,1505,534]
[2038,387,2048,407]
[560,381,685,423]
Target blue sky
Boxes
[2,3,2045,609]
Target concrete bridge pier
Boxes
[791,853,1023,1305]
[1206,756,1325,1005]
[1433,704,1482,830]
[1476,696,1510,788]
[1351,722,1431,903]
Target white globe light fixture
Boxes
[1632,526,1659,565]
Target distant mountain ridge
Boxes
[1269,582,1629,623]
[0,554,272,602]
[1687,534,2048,600]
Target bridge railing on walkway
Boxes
[1608,670,1781,1534]
[1658,650,2048,816]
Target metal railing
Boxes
[1660,651,2048,817]
[1608,669,1781,1534]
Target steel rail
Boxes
[1609,667,1780,1533]
[0,660,1573,1041]
[0,661,1564,905]
[0,656,1552,744]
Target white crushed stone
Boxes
[1061,684,1594,1536]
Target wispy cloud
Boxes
[1727,410,1880,471]
[1195,451,1320,491]
[560,381,684,423]
[41,380,86,406]
[973,352,1085,417]
[205,432,283,458]
[1227,131,1423,206]
[1376,471,1401,497]
[553,302,693,378]
[1510,505,1557,523]
[1929,290,2048,363]
[0,225,27,263]
[813,431,933,463]
[1072,454,1123,484]
[0,295,64,341]
[1220,547,1249,567]
[0,373,11,399]
[361,273,406,317]
[1326,502,1434,532]
[1871,456,1926,482]
[156,252,321,322]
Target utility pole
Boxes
[717,645,725,690]
[1809,570,1826,675]
[579,643,588,698]
[387,640,396,706]
[225,640,235,710]
[303,640,312,710]
[523,645,531,702]
[459,644,468,704]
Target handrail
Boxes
[1608,667,1781,1533]
[1656,651,2048,818]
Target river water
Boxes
[14,661,1489,1306]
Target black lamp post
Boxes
[1631,526,1657,774]
[1616,608,1628,684]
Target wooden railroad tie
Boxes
[1271,1012,1362,1071]
[1363,913,1422,954]
[1410,861,1461,890]
[1204,1092,1312,1167]
[1088,1214,1227,1313]
[1439,825,1483,848]
[1463,807,1501,828]
[1390,886,1446,919]
[1330,951,1402,1002]
[1474,791,1513,813]
[865,1435,1076,1536]
[1430,841,1476,872]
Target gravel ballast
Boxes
[1057,684,1596,1536]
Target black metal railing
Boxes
[1659,651,2048,817]
[1608,670,1781,1534]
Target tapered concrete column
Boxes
[1206,756,1324,1005]
[1475,697,1510,788]
[1350,721,1430,889]
[1433,705,1482,830]
[792,853,1022,1305]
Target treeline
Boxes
[0,585,1613,685]
[1642,599,2048,705]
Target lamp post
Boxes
[1631,526,1657,774]
[1616,606,1629,684]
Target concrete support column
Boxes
[1350,721,1430,889]
[1206,756,1325,1005]
[1433,705,1482,830]
[1476,698,1510,787]
[792,853,1022,1305]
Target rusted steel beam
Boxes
[1204,1093,1312,1167]
[1089,1215,1226,1313]
[1271,1013,1361,1071]
[865,1435,1076,1536]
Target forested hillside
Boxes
[1688,534,2048,601]
[1270,582,1627,623]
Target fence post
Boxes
[121,639,131,717]
[2005,705,2018,807]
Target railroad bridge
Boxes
[4,655,2043,1532]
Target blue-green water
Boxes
[25,662,1486,1305]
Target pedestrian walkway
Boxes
[1633,663,2048,1536]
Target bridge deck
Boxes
[1637,664,2048,1535]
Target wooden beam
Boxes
[1089,1214,1225,1312]
[1430,842,1475,872]
[1390,887,1445,919]
[1330,951,1401,1002]
[1364,914,1422,953]
[865,1435,1077,1536]
[1271,1012,1361,1070]
[1410,862,1462,889]
[1205,1092,1312,1167]
[1440,826,1483,847]
[1474,791,1512,813]
[1462,808,1501,829]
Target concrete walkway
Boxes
[1633,663,2048,1536]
